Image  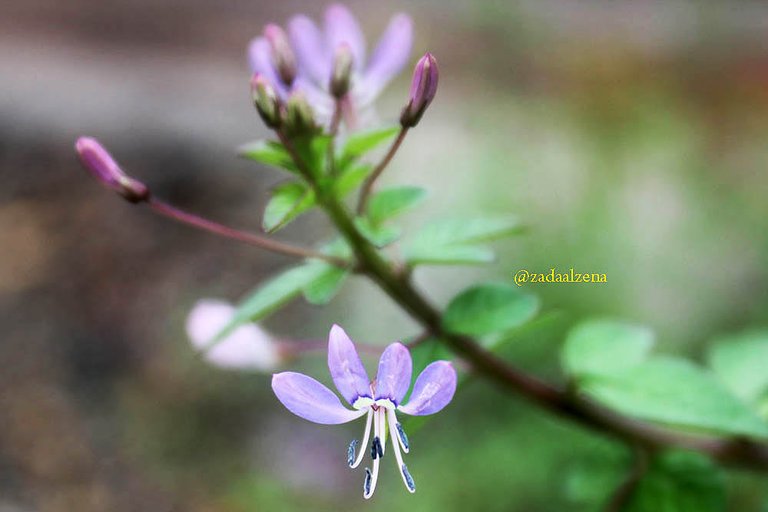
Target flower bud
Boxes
[400,52,439,128]
[330,43,354,99]
[75,137,149,203]
[264,24,297,86]
[186,299,281,371]
[284,92,319,136]
[250,73,283,128]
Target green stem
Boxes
[280,128,768,472]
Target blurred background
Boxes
[2,0,768,510]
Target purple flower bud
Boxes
[400,52,439,128]
[264,23,297,86]
[75,137,149,203]
[251,73,283,128]
[330,43,354,99]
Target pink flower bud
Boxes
[265,24,297,86]
[400,52,439,128]
[75,137,149,203]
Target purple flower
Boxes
[400,53,439,128]
[249,4,413,124]
[272,325,457,498]
[186,299,281,371]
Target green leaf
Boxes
[339,125,399,166]
[562,320,655,380]
[262,182,315,233]
[354,218,400,248]
[404,216,523,266]
[581,357,768,439]
[239,140,297,173]
[708,330,768,403]
[406,245,495,265]
[334,164,372,197]
[443,283,540,337]
[301,263,349,305]
[623,451,725,512]
[210,264,332,346]
[367,186,427,225]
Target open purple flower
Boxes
[272,324,457,499]
[249,4,413,125]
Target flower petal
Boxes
[398,361,457,416]
[247,37,289,98]
[375,342,412,404]
[186,299,279,371]
[272,372,367,424]
[328,324,371,405]
[288,15,331,87]
[358,13,413,105]
[324,4,366,71]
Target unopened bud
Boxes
[264,24,297,86]
[284,92,319,136]
[400,52,439,128]
[251,74,283,128]
[330,43,354,98]
[75,137,149,203]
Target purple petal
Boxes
[398,361,457,416]
[272,372,367,424]
[248,37,289,98]
[324,4,366,71]
[375,342,412,404]
[186,299,279,371]
[358,13,413,104]
[328,324,371,405]
[288,15,331,87]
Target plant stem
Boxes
[319,191,768,471]
[148,198,347,267]
[356,127,409,214]
[278,126,768,472]
[604,447,648,512]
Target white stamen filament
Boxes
[387,408,415,493]
[364,408,383,499]
[350,409,373,469]
[378,406,387,456]
[391,409,409,453]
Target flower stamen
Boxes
[387,408,416,493]
[350,409,373,468]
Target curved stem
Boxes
[315,189,768,471]
[148,198,347,267]
[356,128,409,214]
[604,446,648,512]
[275,125,768,472]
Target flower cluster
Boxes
[248,4,414,126]
[272,325,457,498]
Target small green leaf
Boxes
[443,283,540,337]
[708,330,768,403]
[406,245,495,265]
[562,320,655,380]
[624,451,725,512]
[354,218,400,248]
[340,125,399,166]
[404,216,522,266]
[301,263,349,305]
[262,182,315,233]
[210,264,331,345]
[367,186,427,225]
[335,164,373,197]
[239,140,297,173]
[581,357,768,439]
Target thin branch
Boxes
[148,198,347,267]
[604,447,649,512]
[356,127,409,214]
[276,127,768,472]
